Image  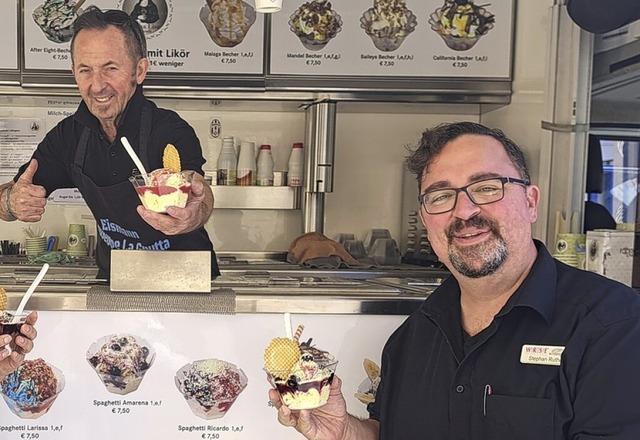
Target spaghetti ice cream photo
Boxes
[360,0,418,52]
[1,358,65,419]
[264,325,338,410]
[175,359,248,420]
[289,0,343,51]
[87,333,156,395]
[199,0,257,47]
[429,0,495,51]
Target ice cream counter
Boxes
[0,263,443,440]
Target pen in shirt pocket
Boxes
[483,384,492,416]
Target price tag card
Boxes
[269,0,514,78]
[23,0,264,74]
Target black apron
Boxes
[70,104,219,280]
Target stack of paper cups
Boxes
[66,224,88,257]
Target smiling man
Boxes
[270,122,640,439]
[0,7,220,280]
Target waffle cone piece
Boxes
[264,325,305,376]
[0,287,7,310]
[162,144,181,172]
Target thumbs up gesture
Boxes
[4,159,47,222]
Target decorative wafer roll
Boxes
[162,144,181,172]
[0,287,7,310]
[293,324,305,342]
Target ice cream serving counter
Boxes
[0,259,444,440]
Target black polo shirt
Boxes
[369,240,640,439]
[15,86,206,190]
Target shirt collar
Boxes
[421,239,557,325]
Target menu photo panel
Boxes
[269,0,514,79]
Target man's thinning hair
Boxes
[71,6,147,64]
[405,121,531,189]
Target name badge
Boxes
[520,344,565,366]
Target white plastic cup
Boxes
[255,0,282,13]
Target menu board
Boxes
[269,0,514,78]
[0,311,405,439]
[23,0,264,74]
[0,1,19,70]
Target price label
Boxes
[221,58,236,64]
[452,62,468,68]
[306,59,321,66]
[21,434,40,439]
[379,60,395,67]
[112,407,131,414]
[201,434,220,439]
[52,54,68,61]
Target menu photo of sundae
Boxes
[360,0,418,52]
[288,0,343,51]
[86,333,156,395]
[175,358,248,420]
[1,358,66,419]
[429,0,496,51]
[199,0,257,48]
[32,0,86,44]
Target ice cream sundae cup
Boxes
[175,359,248,420]
[1,358,65,419]
[360,0,417,52]
[429,0,495,51]
[289,0,343,51]
[130,169,194,213]
[33,0,84,44]
[199,0,257,48]
[264,325,338,410]
[87,333,156,395]
[0,311,29,338]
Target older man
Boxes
[0,7,219,279]
[270,122,640,439]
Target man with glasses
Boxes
[0,7,220,280]
[270,121,640,439]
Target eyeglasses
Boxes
[418,177,530,215]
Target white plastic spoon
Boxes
[12,263,49,324]
[120,136,149,180]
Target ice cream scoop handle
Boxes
[12,263,49,324]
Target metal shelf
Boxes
[211,185,301,209]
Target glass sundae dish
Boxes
[429,0,495,51]
[175,359,248,420]
[264,325,338,410]
[199,0,257,48]
[1,358,65,419]
[87,333,155,395]
[360,0,418,52]
[32,0,84,44]
[289,0,343,51]
[130,168,194,213]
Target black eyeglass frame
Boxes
[418,176,531,215]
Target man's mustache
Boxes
[446,216,499,243]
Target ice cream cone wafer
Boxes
[264,337,301,375]
[363,358,380,381]
[163,144,181,172]
[0,287,7,311]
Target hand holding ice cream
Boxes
[134,144,215,236]
[0,289,38,380]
